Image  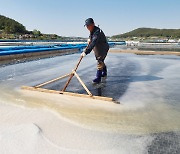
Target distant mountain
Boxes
[0,15,27,34]
[112,28,180,39]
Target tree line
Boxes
[0,15,27,34]
[0,15,64,40]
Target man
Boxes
[81,18,109,84]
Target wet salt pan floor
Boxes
[0,53,180,153]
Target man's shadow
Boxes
[108,75,163,83]
[89,75,163,100]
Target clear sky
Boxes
[0,0,180,37]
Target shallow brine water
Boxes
[0,52,180,153]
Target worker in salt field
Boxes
[81,18,109,84]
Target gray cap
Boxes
[84,18,94,27]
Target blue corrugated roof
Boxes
[0,44,87,56]
[0,43,115,56]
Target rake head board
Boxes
[21,86,116,102]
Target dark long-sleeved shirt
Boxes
[85,26,109,60]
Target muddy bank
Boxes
[0,48,79,66]
[109,49,180,56]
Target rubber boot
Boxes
[93,70,102,84]
[102,66,107,77]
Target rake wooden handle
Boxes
[62,42,90,92]
[62,56,83,92]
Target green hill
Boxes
[0,15,27,34]
[112,28,180,39]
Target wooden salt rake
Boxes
[22,55,114,102]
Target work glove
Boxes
[87,38,91,44]
[81,52,86,57]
